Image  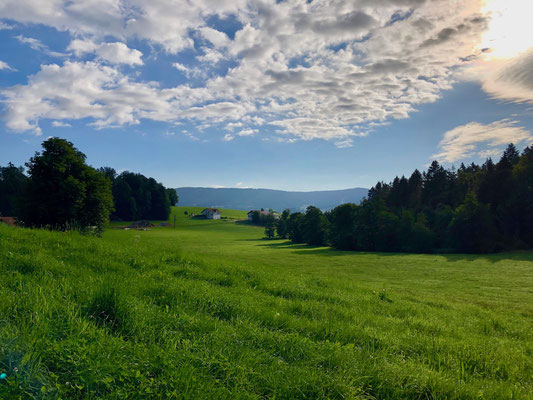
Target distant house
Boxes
[0,217,17,226]
[247,210,280,221]
[201,208,221,220]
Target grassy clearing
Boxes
[0,206,532,399]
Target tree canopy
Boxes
[101,170,172,221]
[2,139,176,232]
[278,143,533,254]
[0,163,27,217]
[19,138,114,233]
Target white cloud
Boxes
[68,40,143,65]
[197,48,225,64]
[181,130,200,141]
[16,35,46,50]
[0,22,13,30]
[15,35,66,57]
[198,27,230,48]
[335,139,354,149]
[223,133,234,141]
[1,61,177,133]
[67,38,97,55]
[0,0,247,54]
[51,121,71,127]
[271,118,357,141]
[237,128,258,136]
[480,49,533,104]
[433,120,533,163]
[0,61,16,71]
[172,62,206,79]
[4,0,526,147]
[182,102,253,122]
[225,122,243,131]
[457,0,533,104]
[172,63,189,73]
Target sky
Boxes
[1,0,532,191]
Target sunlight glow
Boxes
[480,0,533,59]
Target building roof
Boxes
[0,217,17,226]
[248,210,278,216]
[202,208,220,213]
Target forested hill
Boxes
[175,187,369,212]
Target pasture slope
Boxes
[0,206,532,399]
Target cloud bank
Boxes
[0,0,529,145]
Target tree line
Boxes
[0,138,178,233]
[271,144,533,253]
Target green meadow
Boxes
[1,206,532,399]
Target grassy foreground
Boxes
[0,206,532,399]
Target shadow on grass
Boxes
[254,240,533,263]
[258,241,314,249]
[235,220,264,227]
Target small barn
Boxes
[201,208,221,220]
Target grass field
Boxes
[0,206,532,399]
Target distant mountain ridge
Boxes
[175,187,369,212]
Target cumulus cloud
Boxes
[0,61,16,71]
[68,39,143,65]
[433,120,533,163]
[197,27,230,48]
[225,122,243,131]
[237,128,258,136]
[2,0,516,145]
[1,61,176,133]
[0,0,247,53]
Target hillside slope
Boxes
[1,213,532,399]
[175,187,368,211]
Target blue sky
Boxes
[1,0,532,191]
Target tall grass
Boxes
[0,214,532,399]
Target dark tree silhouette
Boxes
[20,138,113,233]
[0,163,27,216]
[285,143,532,254]
[166,188,179,206]
[264,213,276,239]
[111,172,171,221]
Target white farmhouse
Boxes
[247,210,280,221]
[201,208,221,220]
